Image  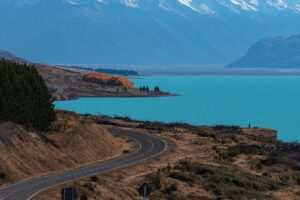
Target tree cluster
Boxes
[139,85,160,92]
[154,86,160,92]
[0,59,55,131]
[139,85,150,92]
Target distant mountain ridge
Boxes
[0,49,24,61]
[227,34,300,68]
[1,0,300,65]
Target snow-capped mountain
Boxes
[0,0,300,65]
[17,0,300,14]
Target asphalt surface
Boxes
[0,127,167,200]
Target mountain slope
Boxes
[227,34,300,68]
[1,0,300,65]
[0,49,24,61]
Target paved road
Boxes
[0,127,167,200]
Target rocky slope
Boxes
[228,34,300,68]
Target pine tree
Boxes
[154,86,160,92]
[0,60,55,131]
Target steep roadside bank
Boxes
[0,111,135,186]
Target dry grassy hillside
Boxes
[0,111,130,185]
[36,118,300,200]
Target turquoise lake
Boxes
[54,76,300,142]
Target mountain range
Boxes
[228,34,300,68]
[1,0,300,66]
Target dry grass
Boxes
[0,111,129,185]
[1,114,298,200]
[36,119,299,200]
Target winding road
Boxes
[0,127,167,200]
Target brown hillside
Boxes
[35,65,169,100]
[0,111,130,185]
[37,118,299,200]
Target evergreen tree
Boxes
[0,59,55,131]
[154,86,160,92]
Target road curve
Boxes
[0,127,167,200]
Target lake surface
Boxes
[54,76,300,142]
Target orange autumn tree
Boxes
[83,73,133,89]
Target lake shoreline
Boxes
[55,91,177,101]
[138,67,300,76]
[55,76,300,142]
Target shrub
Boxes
[164,184,177,194]
[261,150,300,171]
[123,149,130,154]
[170,160,279,199]
[154,169,162,189]
[296,177,300,185]
[230,135,239,143]
[195,130,216,139]
[256,163,263,170]
[226,145,261,158]
[214,125,242,134]
[90,176,100,183]
[169,171,194,184]
[83,183,96,192]
[80,194,88,200]
[113,115,132,121]
[0,172,5,179]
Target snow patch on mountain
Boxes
[120,0,139,8]
[295,3,300,12]
[230,0,258,11]
[266,0,288,8]
[63,0,81,5]
[177,0,216,14]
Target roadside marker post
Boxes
[137,183,153,200]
